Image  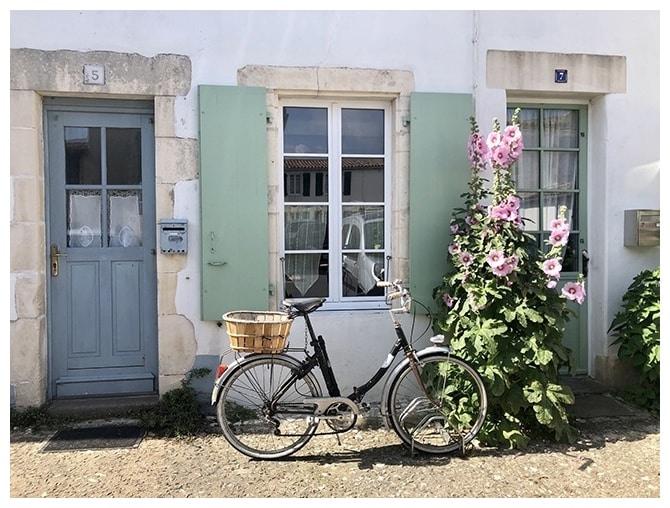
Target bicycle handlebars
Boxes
[377,279,411,313]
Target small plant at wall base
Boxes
[141,367,211,438]
[608,267,660,416]
[433,110,586,449]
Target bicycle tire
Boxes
[385,350,487,455]
[216,354,322,460]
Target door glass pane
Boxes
[342,157,384,202]
[283,107,328,154]
[511,108,540,147]
[542,152,578,190]
[107,128,142,185]
[519,191,540,229]
[284,157,328,203]
[542,192,577,229]
[512,151,539,189]
[542,109,579,148]
[341,108,384,154]
[67,190,102,247]
[108,190,142,247]
[65,127,101,184]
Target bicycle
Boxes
[211,279,488,460]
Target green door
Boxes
[508,104,589,373]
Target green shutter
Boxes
[409,92,472,312]
[199,85,269,320]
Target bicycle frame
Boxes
[212,288,440,422]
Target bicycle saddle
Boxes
[282,297,326,315]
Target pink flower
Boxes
[467,132,490,169]
[442,293,455,308]
[549,228,570,247]
[486,131,502,150]
[542,258,563,277]
[562,281,586,304]
[492,263,514,277]
[448,243,459,255]
[450,222,459,233]
[491,143,511,168]
[506,254,519,270]
[550,218,568,230]
[546,280,557,289]
[458,251,474,267]
[503,124,522,143]
[506,195,520,211]
[486,250,506,268]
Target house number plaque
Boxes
[83,64,105,85]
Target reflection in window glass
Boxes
[107,128,142,185]
[341,158,384,202]
[342,109,384,154]
[283,107,328,154]
[282,103,388,302]
[65,127,101,184]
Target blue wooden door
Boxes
[46,105,157,398]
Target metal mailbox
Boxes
[159,219,188,254]
[624,209,660,247]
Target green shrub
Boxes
[609,268,660,415]
[433,112,582,449]
[10,405,73,430]
[140,368,211,437]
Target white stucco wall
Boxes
[9,10,660,402]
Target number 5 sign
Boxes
[83,64,105,85]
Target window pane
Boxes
[67,190,102,247]
[542,109,579,148]
[541,152,578,190]
[284,206,328,250]
[342,206,384,297]
[283,107,328,153]
[284,157,328,203]
[107,128,142,185]
[342,108,384,154]
[341,157,384,202]
[65,127,101,184]
[284,253,329,298]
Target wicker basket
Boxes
[222,311,293,353]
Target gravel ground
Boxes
[9,409,661,500]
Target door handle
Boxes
[581,249,589,278]
[50,243,67,277]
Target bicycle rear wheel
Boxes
[216,354,322,460]
[386,351,487,455]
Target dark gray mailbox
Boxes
[624,209,660,247]
[159,219,188,254]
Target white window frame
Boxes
[279,98,392,310]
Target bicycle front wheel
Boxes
[217,354,322,460]
[386,351,487,455]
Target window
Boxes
[507,105,586,273]
[281,102,390,305]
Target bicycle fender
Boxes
[210,353,305,406]
[378,346,453,428]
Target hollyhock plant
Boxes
[432,109,586,449]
